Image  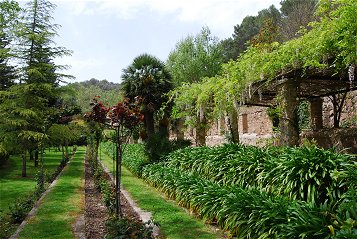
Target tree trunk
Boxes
[228,110,239,143]
[115,127,122,217]
[29,150,34,161]
[279,80,299,146]
[144,111,155,138]
[22,152,27,177]
[196,116,207,146]
[159,115,170,137]
[65,141,69,159]
[175,118,185,140]
[34,149,39,167]
[331,93,347,128]
[62,145,65,161]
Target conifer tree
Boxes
[0,0,73,175]
[17,0,72,85]
[0,0,20,90]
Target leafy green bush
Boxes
[105,217,154,239]
[143,162,292,238]
[334,189,357,238]
[264,146,355,203]
[9,195,35,223]
[165,144,282,188]
[99,178,116,214]
[165,144,355,204]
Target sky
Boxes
[46,0,282,84]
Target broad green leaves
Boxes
[138,143,356,238]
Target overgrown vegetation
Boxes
[107,142,356,238]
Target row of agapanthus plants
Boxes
[103,142,356,238]
[85,96,144,216]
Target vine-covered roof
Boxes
[246,66,357,106]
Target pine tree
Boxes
[17,0,73,85]
[0,33,16,90]
[0,0,20,90]
[0,83,53,176]
[0,0,73,175]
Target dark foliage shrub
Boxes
[0,151,9,168]
[169,139,192,151]
[145,132,192,164]
[144,132,172,163]
[9,195,35,223]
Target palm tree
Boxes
[122,53,173,138]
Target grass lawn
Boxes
[101,151,222,239]
[0,148,72,216]
[18,147,85,239]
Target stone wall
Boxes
[301,128,357,153]
[238,106,273,135]
[322,90,357,128]
[202,106,273,146]
[171,90,357,150]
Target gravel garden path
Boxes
[82,156,142,239]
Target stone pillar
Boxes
[175,118,185,140]
[228,110,239,143]
[242,113,248,134]
[279,80,299,146]
[218,116,226,136]
[310,97,323,131]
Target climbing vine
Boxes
[169,0,356,130]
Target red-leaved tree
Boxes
[85,96,144,216]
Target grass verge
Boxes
[101,151,221,239]
[0,148,72,216]
[17,147,85,239]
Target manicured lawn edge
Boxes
[0,148,76,239]
[101,152,222,239]
[0,148,73,215]
[14,147,85,239]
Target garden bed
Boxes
[84,155,142,238]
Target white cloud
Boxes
[55,0,281,36]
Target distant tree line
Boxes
[220,0,318,62]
